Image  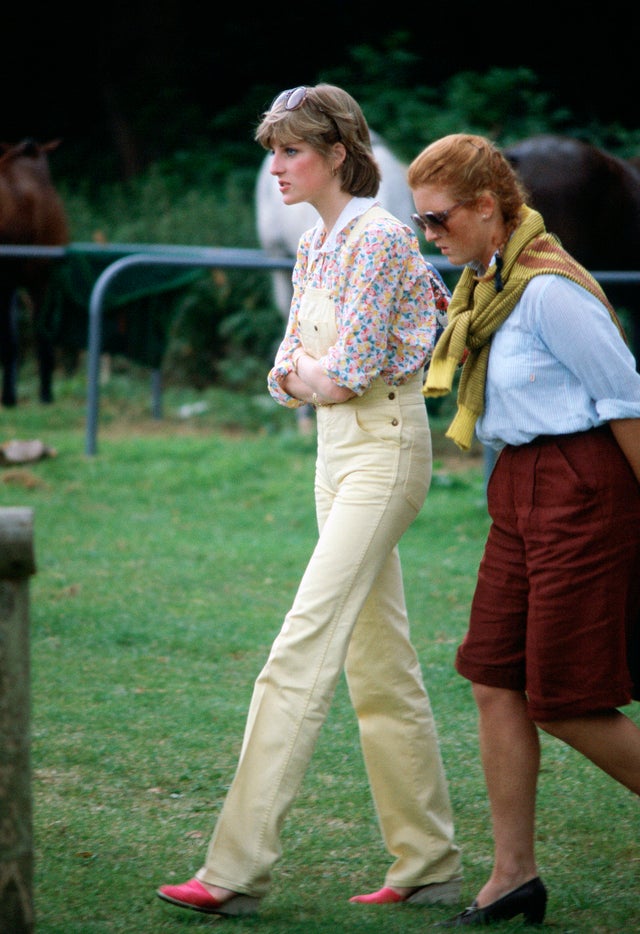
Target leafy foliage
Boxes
[50,56,640,393]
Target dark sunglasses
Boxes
[411,200,470,233]
[270,86,310,111]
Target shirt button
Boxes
[388,392,396,399]
[391,418,399,426]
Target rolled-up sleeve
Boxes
[267,246,308,407]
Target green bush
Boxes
[50,60,640,393]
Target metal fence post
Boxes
[0,508,36,934]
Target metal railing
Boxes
[1,244,639,455]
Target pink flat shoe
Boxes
[350,878,462,907]
[350,886,406,904]
[156,877,260,916]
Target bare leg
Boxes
[537,710,640,795]
[472,684,541,907]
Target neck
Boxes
[482,222,509,268]
[313,190,353,236]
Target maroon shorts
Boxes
[455,426,640,720]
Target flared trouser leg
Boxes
[197,378,459,896]
[345,557,461,887]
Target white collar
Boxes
[309,197,378,257]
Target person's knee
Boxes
[534,717,567,740]
[471,682,497,708]
[471,682,525,713]
[534,716,594,744]
[535,709,618,744]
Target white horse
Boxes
[255,130,415,319]
[256,131,416,431]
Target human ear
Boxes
[476,192,496,219]
[332,142,346,171]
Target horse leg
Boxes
[296,403,314,435]
[0,290,19,407]
[30,281,56,404]
[36,326,55,403]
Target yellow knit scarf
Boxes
[424,205,625,451]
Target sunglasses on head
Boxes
[269,86,342,141]
[270,86,310,111]
[411,199,470,233]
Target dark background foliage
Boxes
[4,6,639,395]
[6,4,638,183]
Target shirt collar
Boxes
[310,196,378,255]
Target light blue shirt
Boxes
[476,274,640,450]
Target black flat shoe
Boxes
[439,876,547,926]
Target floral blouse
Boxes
[268,204,450,408]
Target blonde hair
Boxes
[255,84,381,198]
[408,133,528,230]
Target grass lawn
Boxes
[1,365,638,933]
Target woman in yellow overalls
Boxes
[157,83,461,918]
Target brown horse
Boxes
[505,134,640,359]
[0,138,69,406]
[505,134,640,269]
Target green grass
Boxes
[2,366,639,933]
